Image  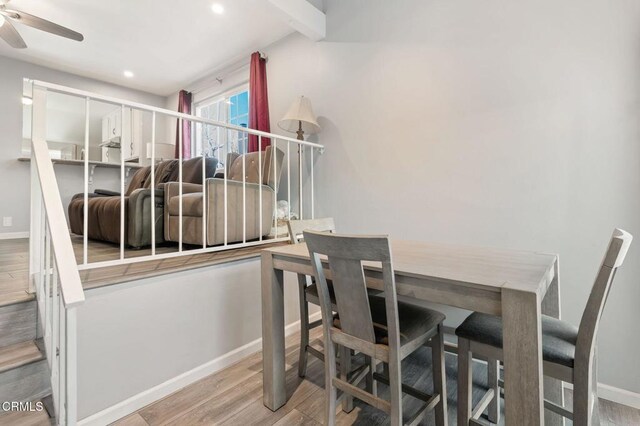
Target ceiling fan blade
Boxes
[4,9,84,41]
[0,17,26,48]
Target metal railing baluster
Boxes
[311,148,315,219]
[151,111,156,256]
[242,130,247,244]
[258,136,262,241]
[287,142,291,220]
[83,97,89,265]
[202,123,207,249]
[120,105,125,260]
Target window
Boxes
[193,86,250,165]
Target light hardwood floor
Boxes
[114,328,640,426]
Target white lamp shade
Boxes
[278,96,321,135]
[146,143,175,160]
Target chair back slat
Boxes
[328,257,376,342]
[576,228,632,364]
[304,231,398,346]
[287,218,335,244]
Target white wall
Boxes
[77,258,304,421]
[0,55,167,233]
[257,0,640,393]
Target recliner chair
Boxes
[164,146,284,246]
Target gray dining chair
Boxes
[288,218,384,378]
[455,228,632,426]
[305,230,448,426]
[287,218,337,378]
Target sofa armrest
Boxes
[164,182,203,202]
[70,192,112,202]
[128,188,166,248]
[164,182,203,241]
[203,178,276,245]
[94,189,121,196]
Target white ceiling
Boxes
[0,0,296,96]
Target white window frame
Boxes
[192,83,249,165]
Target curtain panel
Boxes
[175,90,192,159]
[248,52,271,152]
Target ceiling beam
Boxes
[269,0,326,41]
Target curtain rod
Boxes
[188,51,267,95]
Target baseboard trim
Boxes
[0,232,29,240]
[562,382,640,409]
[78,311,322,426]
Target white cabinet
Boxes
[101,107,143,162]
[101,147,121,164]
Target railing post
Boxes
[65,307,78,425]
[29,85,47,294]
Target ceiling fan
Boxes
[0,0,83,49]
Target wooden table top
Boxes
[264,239,557,294]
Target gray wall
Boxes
[77,258,303,420]
[261,0,640,392]
[0,55,166,233]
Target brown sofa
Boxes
[164,146,284,246]
[68,157,218,248]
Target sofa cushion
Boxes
[149,160,179,187]
[125,167,151,196]
[168,193,203,216]
[167,157,218,184]
[68,196,126,244]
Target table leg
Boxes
[503,286,544,426]
[262,251,286,410]
[542,259,565,426]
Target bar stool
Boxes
[455,229,632,425]
[305,230,448,426]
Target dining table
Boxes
[261,239,565,425]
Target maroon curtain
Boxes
[175,90,192,159]
[248,52,271,152]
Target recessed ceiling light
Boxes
[211,3,224,14]
[21,96,33,105]
[123,70,134,78]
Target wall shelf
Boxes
[17,157,142,169]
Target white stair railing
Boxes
[30,85,85,425]
[28,80,324,269]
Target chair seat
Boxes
[335,296,445,346]
[305,280,336,305]
[455,312,579,368]
[306,281,383,307]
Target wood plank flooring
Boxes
[114,328,640,426]
[0,237,285,291]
